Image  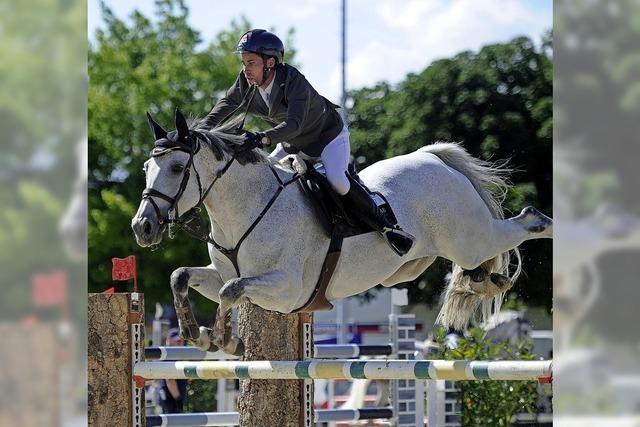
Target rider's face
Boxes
[241,52,265,85]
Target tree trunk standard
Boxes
[88,293,144,427]
[237,303,309,427]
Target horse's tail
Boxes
[418,143,522,331]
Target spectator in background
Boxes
[159,328,188,413]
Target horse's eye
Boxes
[171,164,185,174]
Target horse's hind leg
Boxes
[436,207,551,331]
[512,206,553,237]
[170,265,225,351]
[485,206,553,257]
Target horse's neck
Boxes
[202,159,282,247]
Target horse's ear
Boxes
[175,108,189,140]
[146,112,167,141]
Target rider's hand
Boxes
[243,131,267,148]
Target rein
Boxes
[142,132,300,277]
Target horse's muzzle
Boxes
[131,214,164,247]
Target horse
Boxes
[131,109,553,355]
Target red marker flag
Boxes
[112,255,138,292]
[32,270,68,307]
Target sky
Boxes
[88,0,553,104]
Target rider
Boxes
[202,29,414,256]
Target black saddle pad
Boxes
[297,161,398,238]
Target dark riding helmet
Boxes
[234,29,285,64]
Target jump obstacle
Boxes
[142,290,425,426]
[134,359,551,381]
[88,293,553,427]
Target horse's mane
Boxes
[188,116,268,165]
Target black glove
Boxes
[234,131,265,154]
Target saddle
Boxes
[291,158,400,313]
[297,161,399,238]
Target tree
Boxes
[0,0,86,317]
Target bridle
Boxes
[142,133,234,231]
[141,128,299,276]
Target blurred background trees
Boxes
[0,0,86,318]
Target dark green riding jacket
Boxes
[202,63,343,157]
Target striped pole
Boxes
[134,360,552,381]
[146,412,239,426]
[147,344,400,361]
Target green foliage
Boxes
[0,0,85,317]
[433,327,546,426]
[184,380,219,413]
[348,34,552,308]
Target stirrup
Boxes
[381,227,415,256]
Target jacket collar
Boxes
[268,66,287,117]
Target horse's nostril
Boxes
[143,220,151,235]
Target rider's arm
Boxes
[201,72,247,130]
[263,73,310,144]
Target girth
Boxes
[292,233,343,312]
[204,163,344,313]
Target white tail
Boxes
[418,143,522,330]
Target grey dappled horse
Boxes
[132,110,552,355]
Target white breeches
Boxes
[269,126,351,195]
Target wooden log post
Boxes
[88,293,144,427]
[237,304,313,427]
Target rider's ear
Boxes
[175,108,189,141]
[146,112,167,141]
[268,57,276,69]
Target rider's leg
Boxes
[320,126,415,256]
[319,126,351,195]
[343,176,415,256]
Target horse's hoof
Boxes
[521,206,553,233]
[194,326,212,351]
[226,337,245,357]
[213,334,224,349]
[463,266,487,283]
[206,342,220,353]
[490,273,513,291]
[469,281,495,295]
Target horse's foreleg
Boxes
[213,271,300,356]
[170,266,224,351]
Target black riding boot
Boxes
[342,178,415,256]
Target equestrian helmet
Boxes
[235,29,284,64]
